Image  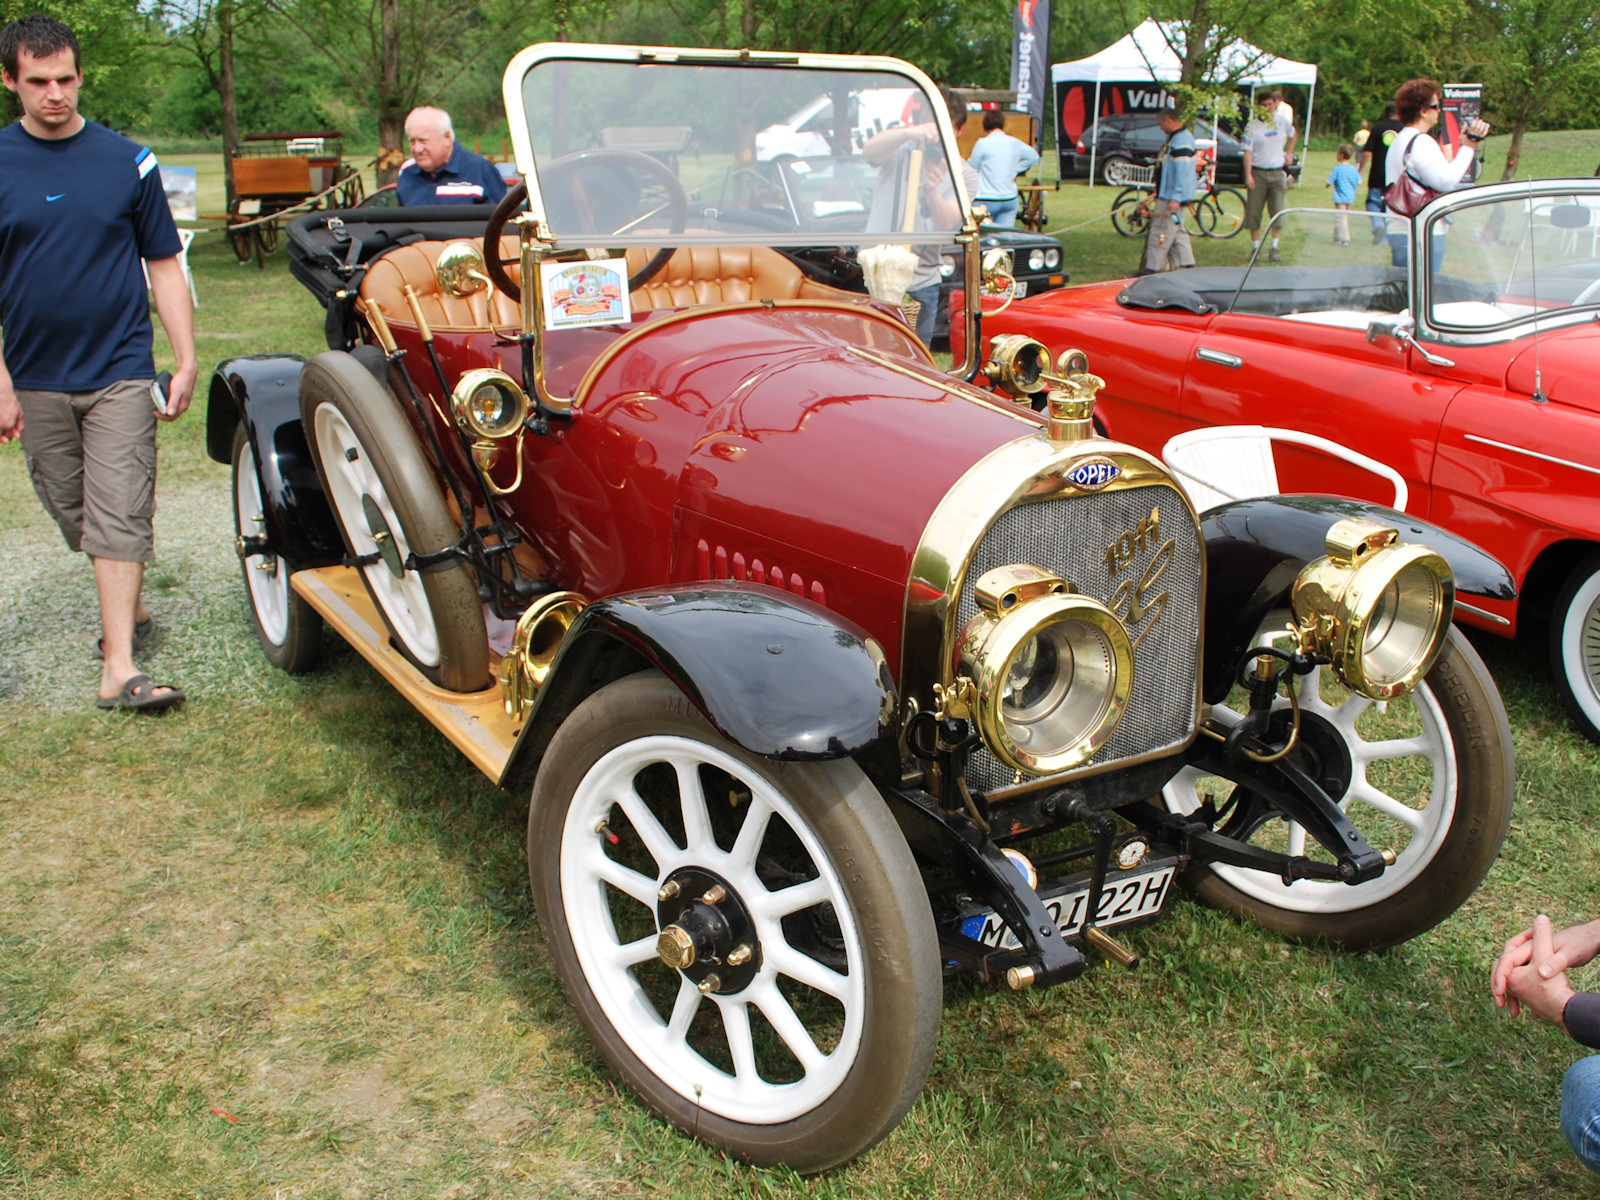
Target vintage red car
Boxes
[972,185,1600,744]
[210,44,1515,1171]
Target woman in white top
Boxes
[1386,77,1491,194]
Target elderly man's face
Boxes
[407,118,453,172]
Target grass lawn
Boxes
[2,131,1600,1198]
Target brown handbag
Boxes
[1383,138,1441,217]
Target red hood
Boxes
[1504,323,1600,411]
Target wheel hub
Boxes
[360,495,405,579]
[654,866,762,994]
[1273,707,1354,802]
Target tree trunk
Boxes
[376,0,404,185]
[219,0,241,210]
[1499,117,1528,182]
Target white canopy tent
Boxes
[1052,19,1319,184]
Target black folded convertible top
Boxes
[287,205,498,349]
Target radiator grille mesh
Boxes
[956,482,1201,793]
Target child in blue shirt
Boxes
[1327,144,1361,245]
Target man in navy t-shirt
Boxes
[0,15,195,710]
[396,107,508,206]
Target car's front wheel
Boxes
[1161,625,1513,950]
[1551,551,1600,743]
[529,672,941,1173]
[232,425,322,673]
[1101,154,1136,186]
[300,352,490,692]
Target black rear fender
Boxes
[208,354,342,568]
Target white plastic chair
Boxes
[1161,425,1409,513]
[142,228,199,308]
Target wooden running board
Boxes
[291,565,520,782]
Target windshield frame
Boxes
[1415,178,1600,346]
[499,42,972,252]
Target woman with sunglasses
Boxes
[1381,79,1491,265]
[1387,79,1491,198]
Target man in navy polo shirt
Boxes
[0,15,195,711]
[397,107,507,206]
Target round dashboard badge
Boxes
[1116,838,1150,870]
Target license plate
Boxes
[958,865,1177,951]
[1011,280,1028,298]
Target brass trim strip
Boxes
[571,299,930,410]
[845,346,1038,424]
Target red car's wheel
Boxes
[529,672,941,1173]
[1551,552,1600,743]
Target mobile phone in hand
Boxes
[150,371,173,416]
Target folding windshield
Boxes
[506,48,967,252]
[1421,189,1600,335]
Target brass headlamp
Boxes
[956,564,1134,775]
[1292,518,1455,699]
[451,368,530,440]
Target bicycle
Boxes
[1109,160,1246,240]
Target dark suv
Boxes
[1060,114,1298,186]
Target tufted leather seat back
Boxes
[626,245,862,310]
[360,236,524,330]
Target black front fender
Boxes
[207,354,342,568]
[498,583,899,793]
[1201,494,1515,703]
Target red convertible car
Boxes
[974,186,1600,744]
[209,45,1515,1171]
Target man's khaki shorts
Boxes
[17,379,158,563]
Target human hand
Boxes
[1245,170,1255,191]
[1493,915,1600,1015]
[1501,915,1577,1028]
[0,384,22,443]
[161,361,199,422]
[1467,118,1491,141]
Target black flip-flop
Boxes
[95,615,154,660]
[95,673,185,712]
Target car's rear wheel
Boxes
[1110,187,1149,238]
[232,425,322,673]
[1101,154,1136,186]
[1551,552,1600,743]
[529,672,941,1173]
[1161,624,1513,950]
[299,351,490,692]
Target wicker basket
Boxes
[898,298,921,328]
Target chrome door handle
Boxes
[1196,347,1243,369]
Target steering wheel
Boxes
[1572,274,1600,308]
[483,148,689,303]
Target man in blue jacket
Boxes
[0,14,194,711]
[397,107,508,206]
[1138,108,1197,274]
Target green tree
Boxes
[1,0,156,128]
[1467,0,1600,178]
[270,0,525,183]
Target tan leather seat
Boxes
[360,236,523,331]
[626,245,864,310]
[360,239,866,333]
